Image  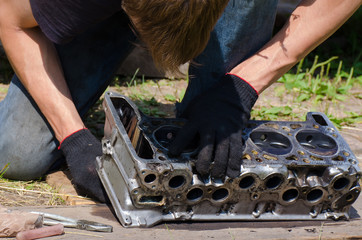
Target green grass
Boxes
[278,56,360,103]
[252,106,300,121]
[327,112,362,128]
[251,55,361,128]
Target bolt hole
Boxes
[348,159,357,164]
[252,193,259,200]
[282,189,299,202]
[286,155,298,161]
[187,188,203,201]
[333,177,350,191]
[169,175,186,189]
[144,174,156,183]
[239,176,255,189]
[260,134,267,141]
[212,188,229,201]
[303,158,311,163]
[158,156,166,161]
[333,155,344,161]
[290,124,302,129]
[346,194,354,202]
[266,176,283,189]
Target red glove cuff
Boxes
[58,128,88,150]
[226,73,259,96]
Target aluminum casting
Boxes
[97,92,361,227]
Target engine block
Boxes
[97,92,361,227]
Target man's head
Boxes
[122,0,229,73]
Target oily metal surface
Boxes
[97,92,361,227]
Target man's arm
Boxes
[230,0,361,93]
[169,0,361,178]
[0,0,108,202]
[0,0,84,141]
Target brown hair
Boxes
[122,0,229,73]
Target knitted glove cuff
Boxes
[225,73,259,110]
[59,128,98,156]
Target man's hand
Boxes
[169,74,258,178]
[59,128,108,203]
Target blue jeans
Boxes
[0,0,278,180]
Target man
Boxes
[0,0,360,203]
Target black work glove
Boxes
[169,74,258,178]
[59,128,108,203]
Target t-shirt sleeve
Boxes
[29,0,123,44]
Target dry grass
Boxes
[0,178,66,207]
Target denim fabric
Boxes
[0,1,278,180]
[177,0,279,116]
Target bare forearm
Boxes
[0,0,84,141]
[231,0,361,93]
[1,27,84,140]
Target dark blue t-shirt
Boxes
[29,0,123,44]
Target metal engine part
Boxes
[97,92,361,227]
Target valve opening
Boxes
[265,175,283,189]
[282,189,299,202]
[239,176,255,189]
[169,175,186,189]
[333,177,350,191]
[144,174,156,183]
[187,188,204,201]
[212,188,229,201]
[307,189,323,202]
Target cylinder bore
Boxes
[250,130,292,155]
[265,175,283,189]
[282,189,299,202]
[144,173,156,183]
[154,126,179,149]
[186,188,204,202]
[307,189,324,202]
[154,125,199,153]
[212,188,229,201]
[333,177,350,191]
[168,175,186,189]
[239,175,255,189]
[296,130,337,156]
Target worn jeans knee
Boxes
[0,76,60,180]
